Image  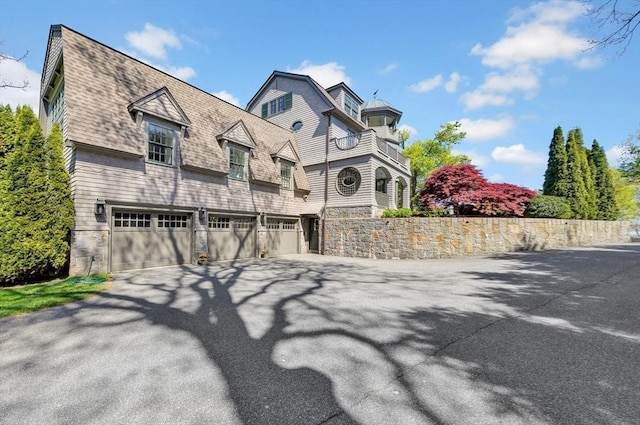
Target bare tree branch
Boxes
[0,42,30,89]
[586,0,640,53]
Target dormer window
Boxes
[148,124,174,165]
[281,161,293,190]
[229,146,246,180]
[344,94,359,119]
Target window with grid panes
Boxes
[148,124,174,165]
[281,162,292,189]
[261,93,293,117]
[208,216,230,229]
[234,217,254,229]
[49,83,65,129]
[114,212,151,228]
[229,147,246,180]
[158,214,187,228]
[344,94,359,119]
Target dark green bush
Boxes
[525,195,572,219]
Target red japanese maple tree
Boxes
[418,164,537,216]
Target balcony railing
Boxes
[376,137,408,166]
[335,134,361,150]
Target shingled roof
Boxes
[46,25,309,191]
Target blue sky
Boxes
[1,0,638,189]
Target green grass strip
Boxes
[0,275,110,319]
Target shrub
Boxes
[382,207,414,218]
[525,195,572,218]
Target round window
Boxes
[291,120,303,131]
[336,167,361,196]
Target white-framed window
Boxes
[262,92,293,117]
[336,167,361,196]
[281,162,292,190]
[148,124,174,165]
[344,94,359,119]
[229,147,246,180]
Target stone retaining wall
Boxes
[324,217,631,259]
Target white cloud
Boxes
[398,124,418,140]
[488,173,505,183]
[445,72,462,93]
[125,23,182,59]
[606,145,624,166]
[460,89,513,110]
[378,63,398,75]
[458,118,516,141]
[491,144,547,165]
[288,60,351,87]
[409,74,443,93]
[507,0,587,25]
[464,0,599,111]
[452,148,491,167]
[573,56,604,69]
[118,48,196,81]
[0,56,41,111]
[160,65,196,81]
[471,23,589,69]
[480,65,539,95]
[213,90,240,107]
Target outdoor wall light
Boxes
[199,207,207,220]
[95,199,106,215]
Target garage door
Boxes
[207,215,257,261]
[111,211,192,272]
[267,219,298,255]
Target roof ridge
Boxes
[56,24,293,134]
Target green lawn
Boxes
[0,275,110,319]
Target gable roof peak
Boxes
[128,86,191,127]
[217,120,256,149]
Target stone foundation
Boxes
[325,217,631,259]
[326,206,375,219]
[69,229,109,275]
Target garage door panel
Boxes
[206,216,256,261]
[111,211,192,272]
[267,219,298,255]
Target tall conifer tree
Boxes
[543,126,569,197]
[0,107,74,282]
[565,129,590,218]
[572,129,597,219]
[589,140,619,220]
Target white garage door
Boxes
[111,211,192,272]
[207,215,257,261]
[267,219,299,255]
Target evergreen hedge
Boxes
[0,106,74,284]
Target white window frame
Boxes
[281,162,293,190]
[344,94,359,119]
[229,146,247,180]
[147,123,175,166]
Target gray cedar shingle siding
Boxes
[57,26,309,192]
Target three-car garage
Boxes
[109,210,300,272]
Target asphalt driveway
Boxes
[1,244,639,425]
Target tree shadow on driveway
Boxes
[1,244,639,424]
